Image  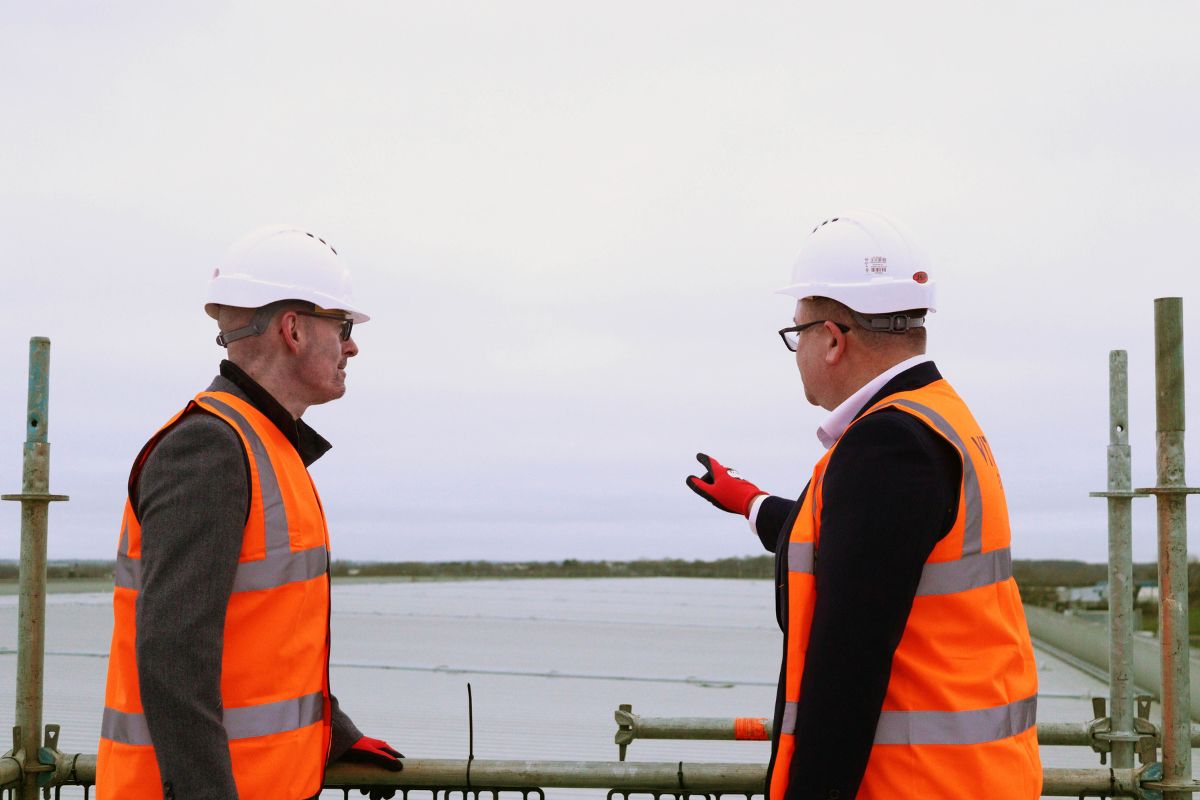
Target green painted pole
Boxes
[2,338,68,799]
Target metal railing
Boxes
[2,297,1197,798]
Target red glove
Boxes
[341,735,403,771]
[686,453,766,517]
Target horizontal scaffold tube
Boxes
[54,756,1140,796]
[0,756,20,786]
[65,756,760,792]
[616,714,1200,748]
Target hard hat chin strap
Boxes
[849,309,926,334]
[215,302,295,348]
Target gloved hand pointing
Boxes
[686,453,766,517]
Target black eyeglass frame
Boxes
[777,320,851,352]
[295,310,354,342]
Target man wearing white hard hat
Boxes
[686,212,1042,799]
[97,226,401,799]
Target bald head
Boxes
[215,301,312,365]
[218,304,273,367]
[792,297,929,410]
[212,299,361,420]
[801,297,927,357]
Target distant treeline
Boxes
[329,556,776,579]
[0,557,1188,586]
[0,557,778,581]
[1011,559,1161,588]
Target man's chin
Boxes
[311,380,347,406]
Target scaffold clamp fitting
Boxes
[36,723,64,788]
[1086,698,1114,764]
[1134,696,1159,766]
[1,493,69,503]
[1134,760,1200,799]
[1125,762,1163,800]
[1088,490,1149,499]
[614,704,635,761]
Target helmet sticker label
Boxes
[865,256,888,274]
[913,271,928,283]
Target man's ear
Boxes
[279,311,304,354]
[823,321,847,366]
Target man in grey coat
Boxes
[99,225,401,800]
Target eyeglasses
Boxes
[777,320,850,352]
[296,310,354,341]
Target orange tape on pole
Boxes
[734,717,769,740]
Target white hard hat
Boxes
[205,224,370,323]
[777,210,936,315]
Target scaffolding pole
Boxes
[1089,350,1143,769]
[1,337,68,800]
[1139,297,1200,798]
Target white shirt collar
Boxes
[816,354,933,449]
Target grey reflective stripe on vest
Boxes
[916,547,1013,596]
[101,705,152,746]
[114,553,140,590]
[778,694,1036,744]
[198,395,327,593]
[873,694,1037,745]
[102,691,324,746]
[114,521,140,590]
[786,400,1006,596]
[888,399,983,557]
[787,542,814,574]
[112,396,328,593]
[888,398,1011,596]
[232,544,329,592]
[225,691,324,739]
[781,700,798,735]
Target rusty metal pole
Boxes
[1139,298,1199,799]
[1089,351,1141,769]
[1,338,68,799]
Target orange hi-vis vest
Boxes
[769,379,1041,800]
[97,391,333,800]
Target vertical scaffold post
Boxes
[1142,298,1198,799]
[1089,350,1138,769]
[1,338,68,800]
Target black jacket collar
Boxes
[206,360,332,467]
[854,361,943,421]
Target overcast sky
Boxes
[2,2,1198,564]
